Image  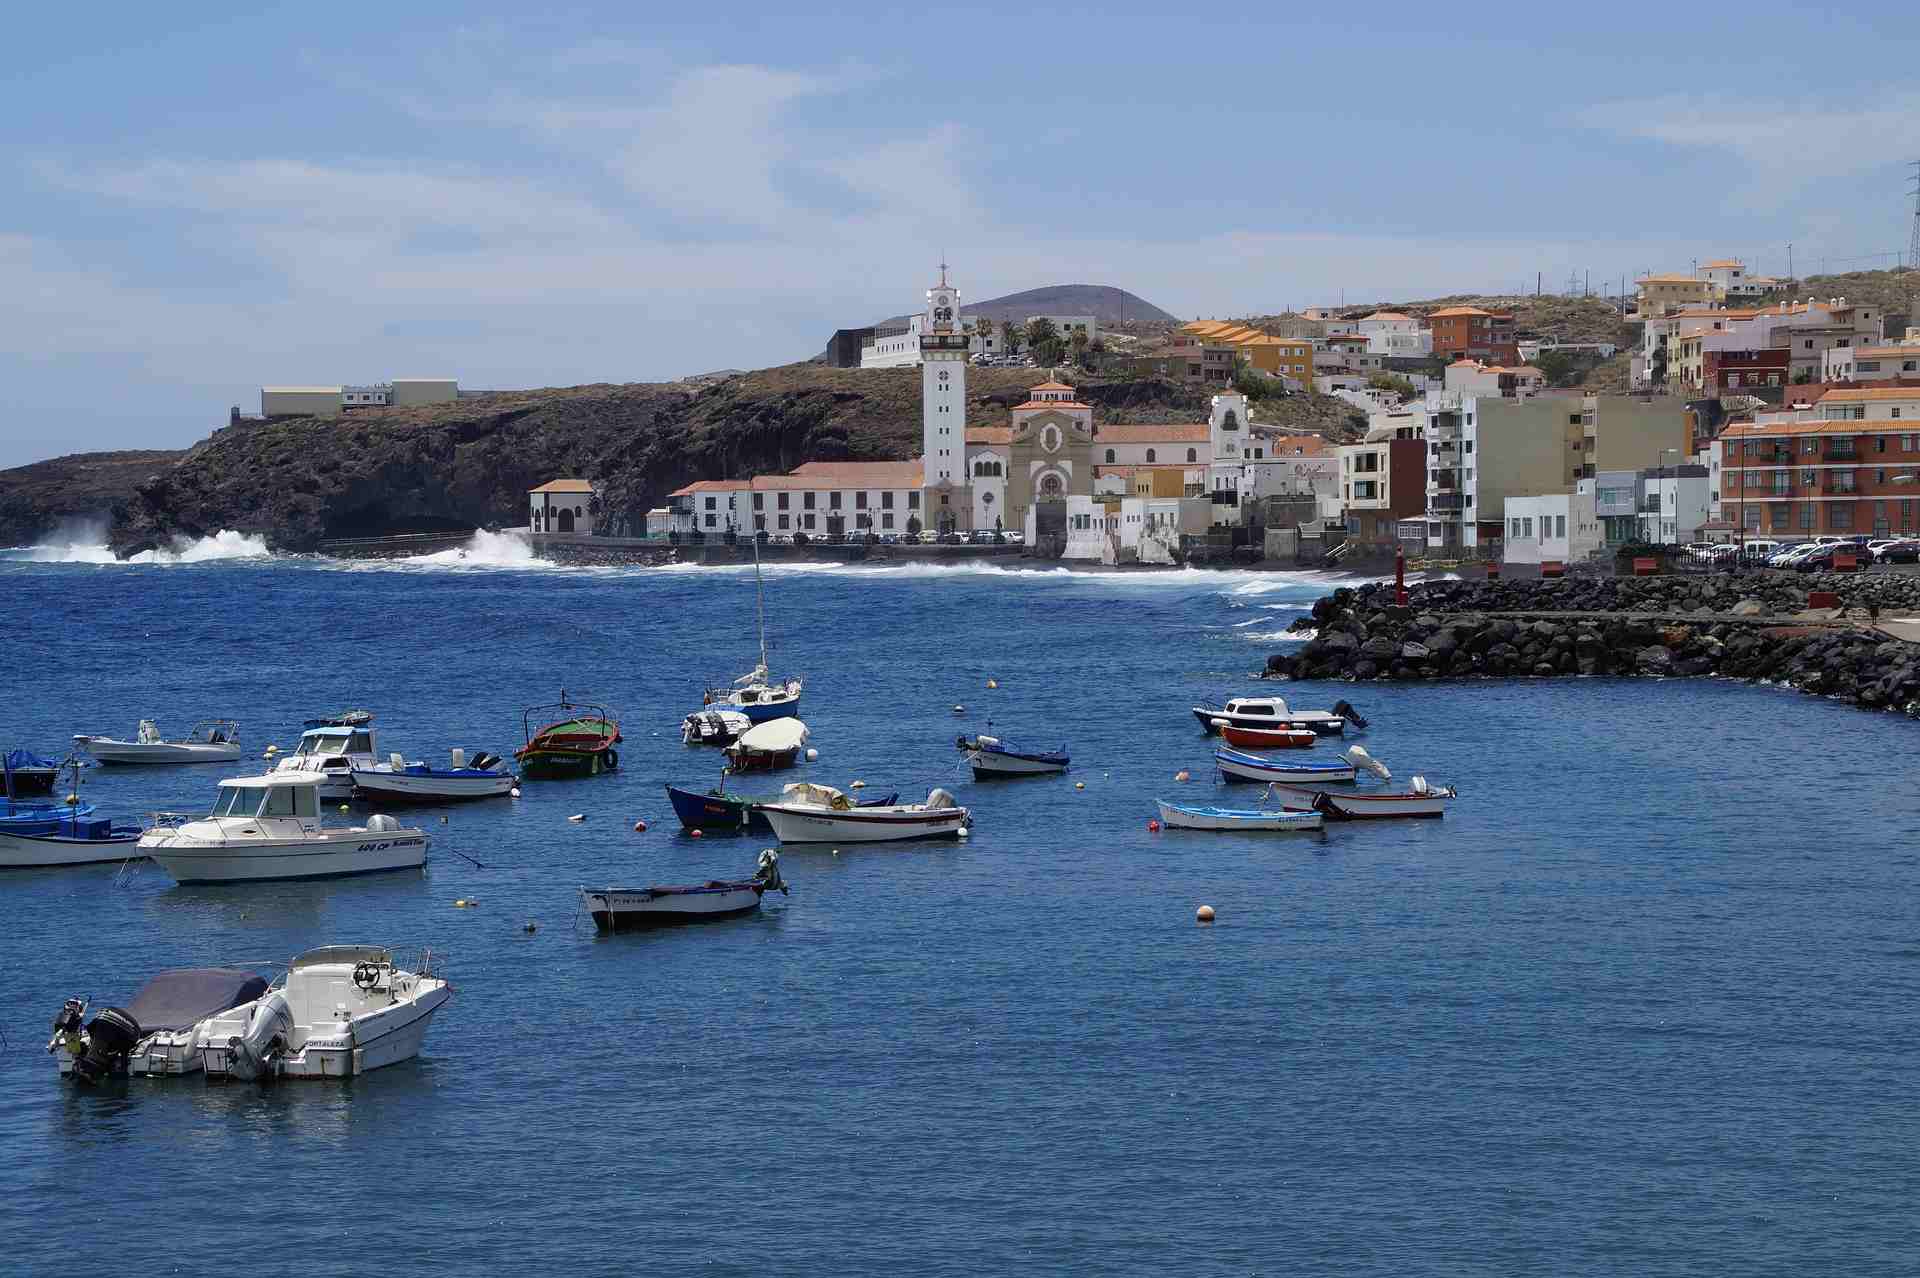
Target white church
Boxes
[668,266,1337,553]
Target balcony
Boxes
[1429,493,1466,513]
[1822,442,1859,460]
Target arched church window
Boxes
[1187,448,1197,463]
[1146,449,1156,463]
[1105,449,1115,463]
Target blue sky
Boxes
[3,2,1916,464]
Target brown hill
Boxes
[0,449,185,548]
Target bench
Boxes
[1632,557,1658,576]
[1540,560,1564,579]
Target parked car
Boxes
[1877,539,1920,563]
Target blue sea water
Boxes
[2,534,1919,1276]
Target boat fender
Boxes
[605,750,618,769]
[1075,782,1085,790]
[1196,905,1215,924]
[805,749,818,762]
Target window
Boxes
[881,513,894,530]
[1187,448,1197,463]
[856,492,868,509]
[1105,449,1115,462]
[752,493,764,511]
[778,514,790,530]
[1556,515,1566,539]
[1878,437,1888,452]
[704,496,716,511]
[909,492,920,509]
[830,492,842,510]
[1799,506,1814,530]
[1770,502,1790,526]
[804,513,816,530]
[804,492,816,510]
[882,491,894,510]
[778,492,790,510]
[1522,517,1533,537]
[1831,504,1852,530]
[1146,449,1156,463]
[704,513,716,528]
[1510,517,1520,538]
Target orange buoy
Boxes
[1196,904,1215,924]
[1147,819,1162,832]
[633,819,648,832]
[689,828,703,838]
[1174,770,1191,783]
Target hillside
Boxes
[93,365,1231,556]
[1756,265,1918,323]
[1253,292,1635,347]
[0,449,185,548]
[873,283,1178,332]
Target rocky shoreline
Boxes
[1265,570,1920,717]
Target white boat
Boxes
[273,712,380,800]
[139,774,430,884]
[1272,775,1457,819]
[198,946,452,1081]
[73,719,242,765]
[758,786,968,844]
[0,812,145,867]
[1215,744,1391,786]
[697,536,804,723]
[582,849,787,931]
[350,749,517,802]
[1191,697,1363,737]
[725,718,810,772]
[682,708,751,746]
[48,967,271,1082]
[956,731,1069,778]
[1155,799,1325,832]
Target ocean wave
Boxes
[5,525,270,565]
[327,529,556,572]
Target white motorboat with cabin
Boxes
[139,774,429,884]
[582,849,787,931]
[73,719,242,765]
[758,786,968,844]
[198,946,452,1081]
[273,711,379,800]
[49,967,271,1082]
[1191,697,1363,737]
[350,748,517,802]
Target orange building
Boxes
[1427,306,1518,364]
[1179,321,1312,385]
[1718,387,1920,538]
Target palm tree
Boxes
[999,318,1020,355]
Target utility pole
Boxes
[1908,160,1920,270]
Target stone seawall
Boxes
[1264,571,1920,717]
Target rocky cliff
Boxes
[96,364,1222,556]
[0,449,184,548]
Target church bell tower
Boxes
[921,261,968,491]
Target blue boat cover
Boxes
[4,749,57,772]
[980,740,1070,765]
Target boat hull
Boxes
[1155,801,1324,832]
[3,768,56,796]
[201,982,451,1079]
[1267,784,1453,819]
[581,885,764,930]
[350,769,516,801]
[740,698,800,724]
[1220,725,1317,750]
[1193,707,1344,736]
[516,748,617,779]
[1214,749,1357,785]
[666,785,755,832]
[0,827,144,868]
[723,747,801,772]
[78,741,243,765]
[140,833,429,884]
[759,803,967,844]
[965,750,1068,778]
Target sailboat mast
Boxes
[753,531,769,674]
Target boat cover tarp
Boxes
[736,720,808,753]
[4,749,58,772]
[125,968,270,1033]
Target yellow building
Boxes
[1634,274,1718,317]
[1179,322,1313,385]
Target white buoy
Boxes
[986,678,998,689]
[850,779,866,789]
[957,826,970,838]
[510,787,521,797]
[1174,770,1191,783]
[567,813,585,823]
[806,748,819,762]
[953,705,965,714]
[1075,781,1085,790]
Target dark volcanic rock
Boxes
[0,449,185,548]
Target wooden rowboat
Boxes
[1155,800,1323,832]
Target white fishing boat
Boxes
[758,786,968,844]
[582,849,787,931]
[1272,775,1458,819]
[73,719,242,765]
[272,711,379,800]
[725,718,810,772]
[681,708,752,746]
[1155,799,1325,832]
[48,968,271,1082]
[1215,744,1391,786]
[350,749,517,802]
[138,774,429,884]
[198,946,452,1081]
[956,730,1069,778]
[0,811,145,867]
[1191,697,1364,737]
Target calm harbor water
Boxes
[2,535,1918,1275]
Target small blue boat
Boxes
[1,800,98,835]
[956,731,1069,779]
[1214,747,1358,785]
[0,810,142,867]
[1155,799,1325,832]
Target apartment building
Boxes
[1717,387,1920,538]
[1820,336,1920,383]
[1339,419,1427,543]
[1427,307,1518,364]
[1634,274,1718,318]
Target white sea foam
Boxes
[6,525,270,565]
[322,529,557,572]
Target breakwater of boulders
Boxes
[1265,571,1920,716]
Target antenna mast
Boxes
[1909,161,1920,271]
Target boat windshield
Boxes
[297,731,359,757]
[210,785,261,818]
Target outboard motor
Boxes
[1343,745,1392,781]
[1331,700,1369,730]
[926,788,957,810]
[366,813,401,833]
[223,990,292,1083]
[49,1001,143,1085]
[755,848,788,896]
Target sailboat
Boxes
[693,537,803,724]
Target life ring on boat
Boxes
[351,962,381,990]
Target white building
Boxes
[1356,311,1431,357]
[260,378,459,416]
[861,316,925,368]
[1822,339,1920,383]
[1697,258,1775,301]
[1444,360,1545,398]
[1503,488,1600,566]
[1638,465,1710,545]
[530,479,594,534]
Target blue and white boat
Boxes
[957,731,1069,779]
[0,810,144,868]
[3,748,60,797]
[1155,799,1324,832]
[350,749,517,802]
[1214,744,1392,786]
[2,799,97,834]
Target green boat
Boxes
[515,692,621,779]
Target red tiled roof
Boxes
[667,479,751,497]
[966,427,1013,445]
[1093,423,1210,443]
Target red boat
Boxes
[1221,724,1317,750]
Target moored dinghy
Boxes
[1215,745,1390,786]
[682,708,752,746]
[1219,724,1316,750]
[664,781,899,834]
[1155,796,1324,832]
[516,691,621,779]
[1305,775,1456,819]
[758,786,969,844]
[0,759,142,868]
[956,729,1069,779]
[3,748,60,796]
[582,849,788,931]
[725,718,809,772]
[350,748,517,802]
[198,946,452,1081]
[1191,697,1363,737]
